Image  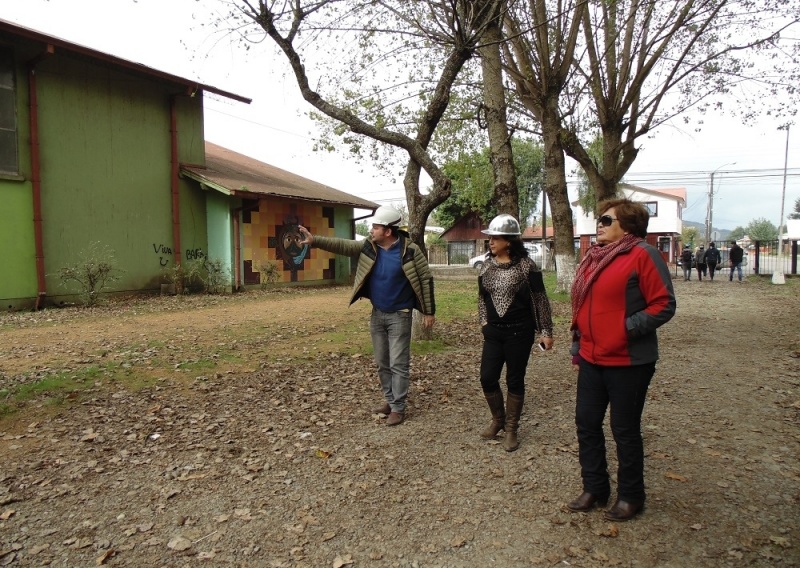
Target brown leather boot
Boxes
[503,393,524,452]
[480,390,505,439]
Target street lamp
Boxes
[705,161,736,245]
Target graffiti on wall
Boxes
[152,243,205,267]
[153,243,172,267]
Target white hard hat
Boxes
[481,214,521,236]
[370,206,402,227]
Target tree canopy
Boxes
[745,218,779,242]
[789,198,800,221]
[435,138,545,229]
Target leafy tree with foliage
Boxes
[789,197,800,220]
[745,218,779,242]
[435,138,544,230]
[728,226,746,241]
[681,227,699,250]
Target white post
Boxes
[772,126,790,285]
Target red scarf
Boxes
[571,233,642,327]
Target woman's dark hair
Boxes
[597,198,649,238]
[490,236,529,261]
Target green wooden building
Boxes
[0,19,376,310]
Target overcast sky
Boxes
[4,0,799,231]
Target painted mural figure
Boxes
[297,206,436,427]
[278,222,309,268]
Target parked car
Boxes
[469,242,548,269]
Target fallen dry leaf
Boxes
[333,554,353,567]
[596,525,619,538]
[167,536,192,551]
[95,549,115,565]
[770,535,790,548]
[665,472,689,482]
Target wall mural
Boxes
[241,198,337,284]
[277,219,309,269]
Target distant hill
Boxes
[682,220,730,242]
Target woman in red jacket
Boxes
[567,199,676,522]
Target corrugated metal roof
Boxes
[0,18,250,103]
[181,142,379,210]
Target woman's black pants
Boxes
[480,323,535,396]
[575,358,656,503]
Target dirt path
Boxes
[0,278,798,567]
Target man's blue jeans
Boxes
[729,262,743,281]
[370,308,412,413]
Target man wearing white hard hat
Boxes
[298,206,435,426]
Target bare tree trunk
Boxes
[480,18,518,218]
[542,105,577,293]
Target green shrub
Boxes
[201,257,228,294]
[57,242,121,306]
[257,260,282,290]
[162,260,204,295]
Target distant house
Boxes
[785,219,800,240]
[573,184,686,264]
[438,211,486,263]
[0,19,376,310]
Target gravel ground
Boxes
[0,277,798,567]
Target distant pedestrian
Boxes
[695,245,707,281]
[680,246,693,281]
[704,242,721,280]
[728,241,744,282]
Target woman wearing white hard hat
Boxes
[477,214,554,451]
[297,206,435,427]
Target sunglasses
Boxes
[597,215,619,227]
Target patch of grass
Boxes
[176,359,217,371]
[1,371,95,417]
[435,281,478,322]
[543,272,570,304]
[411,338,449,355]
[322,331,371,355]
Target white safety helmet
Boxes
[481,214,521,236]
[370,206,402,227]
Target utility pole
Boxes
[772,125,790,285]
[705,162,736,245]
[705,174,715,245]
